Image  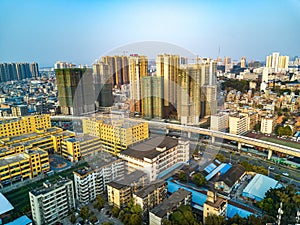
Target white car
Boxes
[282,172,289,176]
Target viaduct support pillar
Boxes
[211,136,215,144]
[268,150,273,160]
[238,142,242,151]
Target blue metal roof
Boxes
[205,163,231,181]
[227,203,253,218]
[220,163,232,175]
[5,215,32,225]
[204,163,217,173]
[167,180,207,207]
[242,174,281,201]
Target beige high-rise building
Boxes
[266,52,289,72]
[101,55,129,86]
[142,76,163,119]
[261,115,276,134]
[156,54,180,109]
[279,55,289,70]
[128,55,148,114]
[229,114,248,135]
[240,57,246,68]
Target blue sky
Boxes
[0,0,299,66]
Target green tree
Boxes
[90,215,98,224]
[112,206,120,217]
[80,206,90,221]
[102,222,114,225]
[70,213,76,224]
[274,174,281,181]
[216,153,225,162]
[168,205,200,225]
[258,185,300,224]
[192,173,206,187]
[205,214,226,225]
[94,195,106,211]
[178,171,187,183]
[128,214,142,225]
[253,123,261,132]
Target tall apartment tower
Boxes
[199,59,217,118]
[266,52,289,72]
[176,65,202,124]
[128,55,148,114]
[224,57,232,72]
[142,76,163,119]
[102,55,129,86]
[93,61,114,109]
[0,62,33,82]
[156,54,180,115]
[56,68,95,115]
[30,62,39,78]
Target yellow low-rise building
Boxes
[62,134,102,161]
[82,115,148,155]
[0,127,75,160]
[0,114,51,138]
[0,148,50,187]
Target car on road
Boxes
[282,172,289,176]
[268,166,275,170]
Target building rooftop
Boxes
[0,153,26,167]
[5,215,32,225]
[30,177,72,196]
[151,188,191,218]
[74,134,99,142]
[217,164,245,188]
[134,180,167,198]
[242,174,281,201]
[120,136,178,160]
[74,151,122,177]
[108,170,147,189]
[0,193,14,215]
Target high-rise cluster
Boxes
[141,54,217,124]
[266,52,289,72]
[56,54,217,123]
[0,62,39,82]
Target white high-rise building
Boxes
[73,158,124,204]
[261,115,276,134]
[210,113,229,131]
[29,178,75,225]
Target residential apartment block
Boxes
[210,112,229,131]
[107,170,148,208]
[118,136,189,181]
[133,180,167,218]
[73,152,124,204]
[29,178,75,225]
[149,188,192,225]
[261,115,276,134]
[229,114,248,135]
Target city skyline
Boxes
[1,0,300,66]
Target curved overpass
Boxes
[51,115,300,158]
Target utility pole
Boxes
[277,202,283,225]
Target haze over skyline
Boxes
[1,0,300,67]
